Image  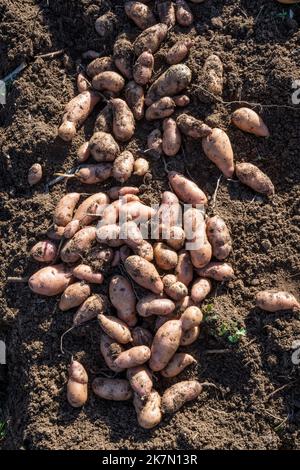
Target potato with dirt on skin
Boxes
[93,378,132,401]
[113,35,134,80]
[137,294,176,317]
[67,361,88,408]
[28,163,42,186]
[134,390,162,429]
[92,71,125,94]
[77,141,90,163]
[191,277,212,303]
[147,129,163,154]
[175,250,193,286]
[98,314,133,344]
[231,107,270,137]
[163,274,188,301]
[145,97,175,121]
[73,294,108,326]
[59,282,91,311]
[29,264,74,296]
[72,264,104,285]
[203,54,223,96]
[161,352,196,378]
[162,118,182,156]
[77,73,90,93]
[127,366,153,398]
[175,295,195,315]
[94,103,113,134]
[235,162,275,196]
[256,290,300,312]
[168,171,207,206]
[175,0,194,26]
[149,319,182,371]
[88,131,120,162]
[86,56,115,78]
[165,226,186,251]
[114,346,151,369]
[111,98,135,142]
[202,128,234,178]
[125,1,156,30]
[53,193,80,227]
[125,81,145,121]
[72,192,109,228]
[134,23,168,56]
[134,240,154,261]
[109,275,137,327]
[145,64,192,106]
[47,224,65,241]
[125,255,164,293]
[132,327,153,348]
[30,240,58,263]
[96,224,122,247]
[180,325,200,345]
[177,113,212,139]
[206,215,232,260]
[173,95,190,107]
[162,380,202,414]
[166,39,193,65]
[133,51,154,86]
[113,151,135,183]
[157,0,176,26]
[100,333,125,373]
[134,157,149,176]
[69,164,113,185]
[181,306,203,331]
[95,11,118,38]
[154,242,178,270]
[196,261,235,281]
[60,226,96,263]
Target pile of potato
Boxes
[27,1,300,429]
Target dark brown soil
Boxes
[1,0,300,450]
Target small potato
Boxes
[95,12,118,38]
[175,0,194,26]
[165,226,186,251]
[162,118,181,156]
[114,345,151,369]
[54,193,80,227]
[256,290,300,312]
[176,113,212,139]
[73,294,108,326]
[203,54,223,96]
[125,255,164,293]
[93,378,132,401]
[109,275,137,327]
[235,162,275,196]
[166,39,193,65]
[113,151,135,183]
[73,192,109,227]
[28,264,73,296]
[96,224,122,247]
[145,97,175,121]
[125,1,156,30]
[168,171,207,206]
[100,333,125,373]
[111,98,135,142]
[132,327,153,347]
[47,224,65,241]
[145,64,192,106]
[147,129,163,154]
[92,71,125,94]
[161,353,196,378]
[157,0,176,27]
[125,81,145,120]
[175,295,195,315]
[202,128,234,178]
[77,141,91,163]
[134,390,162,429]
[108,186,140,200]
[154,242,178,270]
[191,277,212,303]
[67,361,88,408]
[231,108,270,137]
[61,226,96,263]
[89,131,120,162]
[30,240,57,263]
[94,103,113,133]
[181,306,203,331]
[113,35,134,80]
[137,294,176,317]
[86,56,115,78]
[93,246,114,263]
[134,240,154,261]
[172,94,190,107]
[134,157,149,176]
[77,72,90,93]
[149,319,182,371]
[196,262,235,281]
[161,380,202,414]
[133,51,154,86]
[59,282,91,311]
[127,366,153,398]
[175,250,193,286]
[28,163,42,186]
[98,314,133,344]
[134,23,168,56]
[180,326,200,345]
[163,274,188,300]
[206,215,232,260]
[71,163,113,184]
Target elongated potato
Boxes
[134,240,154,261]
[163,274,188,300]
[59,282,91,311]
[125,256,164,293]
[125,1,156,29]
[94,103,113,133]
[114,346,151,369]
[64,220,80,239]
[161,353,196,378]
[61,226,96,263]
[93,378,132,401]
[72,163,113,184]
[256,290,300,312]
[67,361,88,408]
[120,221,144,249]
[149,319,182,371]
[146,64,192,105]
[73,192,109,227]
[189,235,212,271]
[113,151,135,183]
[206,215,232,260]
[147,129,163,154]
[30,240,57,263]
[95,12,118,38]
[109,275,137,326]
[28,163,42,186]
[92,71,125,94]
[203,54,223,96]
[133,23,168,56]
[154,242,178,270]
[180,325,200,345]
[202,128,234,178]
[158,0,176,26]
[191,277,212,303]
[108,186,140,200]
[127,366,153,398]
[96,224,122,247]
[77,141,90,163]
[77,72,90,93]
[59,91,101,141]
[89,131,120,162]
[100,333,125,373]
[86,56,115,78]
[162,380,202,414]
[133,51,154,86]
[29,264,74,296]
[132,327,153,347]
[145,97,175,121]
[168,171,207,205]
[177,113,212,139]
[53,193,80,227]
[175,0,194,26]
[73,294,107,326]
[231,108,270,137]
[175,250,193,286]
[166,39,193,65]
[98,314,133,344]
[111,98,135,142]
[134,158,149,176]
[134,390,162,429]
[181,306,203,330]
[165,226,186,251]
[125,81,145,120]
[113,35,134,80]
[137,294,176,317]
[196,262,235,281]
[162,118,182,156]
[235,162,275,196]
[157,192,181,231]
